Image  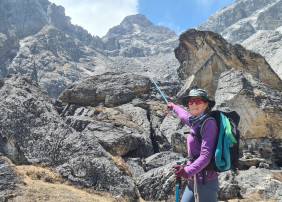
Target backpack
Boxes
[187,107,240,174]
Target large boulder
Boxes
[144,151,185,172]
[235,167,282,201]
[134,152,186,201]
[123,157,146,179]
[58,72,151,107]
[174,29,282,99]
[215,69,282,139]
[136,163,176,201]
[218,171,241,200]
[60,103,154,158]
[0,73,66,165]
[214,69,282,167]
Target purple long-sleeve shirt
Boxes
[173,105,219,182]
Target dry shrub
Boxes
[112,156,132,177]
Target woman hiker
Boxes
[167,87,219,202]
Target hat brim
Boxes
[182,96,215,109]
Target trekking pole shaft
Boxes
[175,162,182,202]
[176,182,180,202]
[149,76,169,104]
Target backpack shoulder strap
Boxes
[195,116,216,143]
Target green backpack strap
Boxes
[224,116,237,144]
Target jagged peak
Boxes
[120,14,154,27]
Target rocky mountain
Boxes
[0,0,179,98]
[102,14,177,56]
[100,14,179,82]
[0,0,110,97]
[196,0,282,79]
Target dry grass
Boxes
[90,106,143,131]
[271,170,282,182]
[7,161,128,202]
[147,101,167,113]
[14,163,67,184]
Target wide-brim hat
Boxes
[181,88,215,109]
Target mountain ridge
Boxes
[0,0,281,98]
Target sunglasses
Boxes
[188,98,206,105]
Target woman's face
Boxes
[188,96,209,117]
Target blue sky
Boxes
[49,0,235,37]
[139,0,235,34]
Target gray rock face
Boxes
[0,0,102,98]
[0,0,49,37]
[196,0,282,79]
[218,171,241,200]
[159,114,188,155]
[144,151,185,171]
[218,167,282,201]
[123,157,146,179]
[216,69,282,131]
[196,0,280,39]
[0,73,64,165]
[236,167,282,201]
[6,25,111,98]
[241,29,282,80]
[136,163,175,201]
[0,156,22,201]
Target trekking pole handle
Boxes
[176,162,182,186]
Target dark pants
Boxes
[181,179,219,202]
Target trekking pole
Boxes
[146,71,169,104]
[175,162,182,202]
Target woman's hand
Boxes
[174,164,188,179]
[167,102,175,110]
